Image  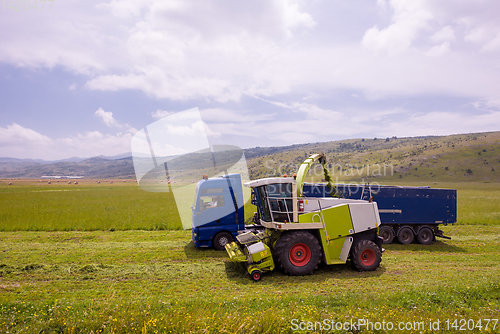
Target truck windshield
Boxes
[193,182,201,210]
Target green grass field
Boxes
[1,180,499,333]
[0,180,182,231]
[1,180,499,231]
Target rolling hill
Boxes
[0,131,499,182]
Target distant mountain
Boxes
[0,152,132,165]
[97,152,132,160]
[1,132,499,181]
[0,154,135,179]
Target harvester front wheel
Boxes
[213,232,233,251]
[273,231,321,276]
[251,270,262,282]
[350,240,382,271]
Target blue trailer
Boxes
[302,183,457,244]
[191,174,245,250]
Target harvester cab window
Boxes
[255,186,271,222]
[255,183,293,223]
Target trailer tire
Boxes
[417,227,434,245]
[397,226,414,244]
[273,231,321,276]
[379,226,395,244]
[350,240,382,271]
[213,232,234,251]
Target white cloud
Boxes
[201,108,275,123]
[205,101,396,142]
[0,123,133,160]
[96,0,153,19]
[384,111,500,138]
[0,123,53,149]
[2,0,499,102]
[1,0,500,159]
[208,106,500,147]
[362,0,433,55]
[94,108,137,134]
[425,42,450,57]
[59,131,134,158]
[259,99,344,121]
[431,25,455,43]
[82,0,316,101]
[151,110,175,119]
[472,96,500,111]
[94,107,119,127]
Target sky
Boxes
[1,0,500,161]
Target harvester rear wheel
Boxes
[397,227,414,244]
[350,240,382,271]
[417,227,434,245]
[379,226,394,244]
[213,232,233,251]
[273,231,321,276]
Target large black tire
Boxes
[350,240,382,271]
[397,226,414,244]
[379,226,395,244]
[417,227,434,245]
[213,232,233,250]
[273,231,322,276]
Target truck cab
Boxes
[191,174,245,250]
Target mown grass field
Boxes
[0,179,499,333]
[1,227,499,333]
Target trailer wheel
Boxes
[417,227,434,245]
[397,226,414,244]
[350,240,382,271]
[251,270,262,282]
[213,232,233,250]
[273,231,321,276]
[379,226,395,244]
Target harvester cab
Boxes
[225,154,384,281]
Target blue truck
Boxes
[192,158,457,249]
[191,173,245,250]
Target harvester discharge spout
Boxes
[296,153,337,198]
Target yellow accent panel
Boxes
[321,204,354,238]
[310,204,354,264]
[298,210,323,224]
[326,237,346,264]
